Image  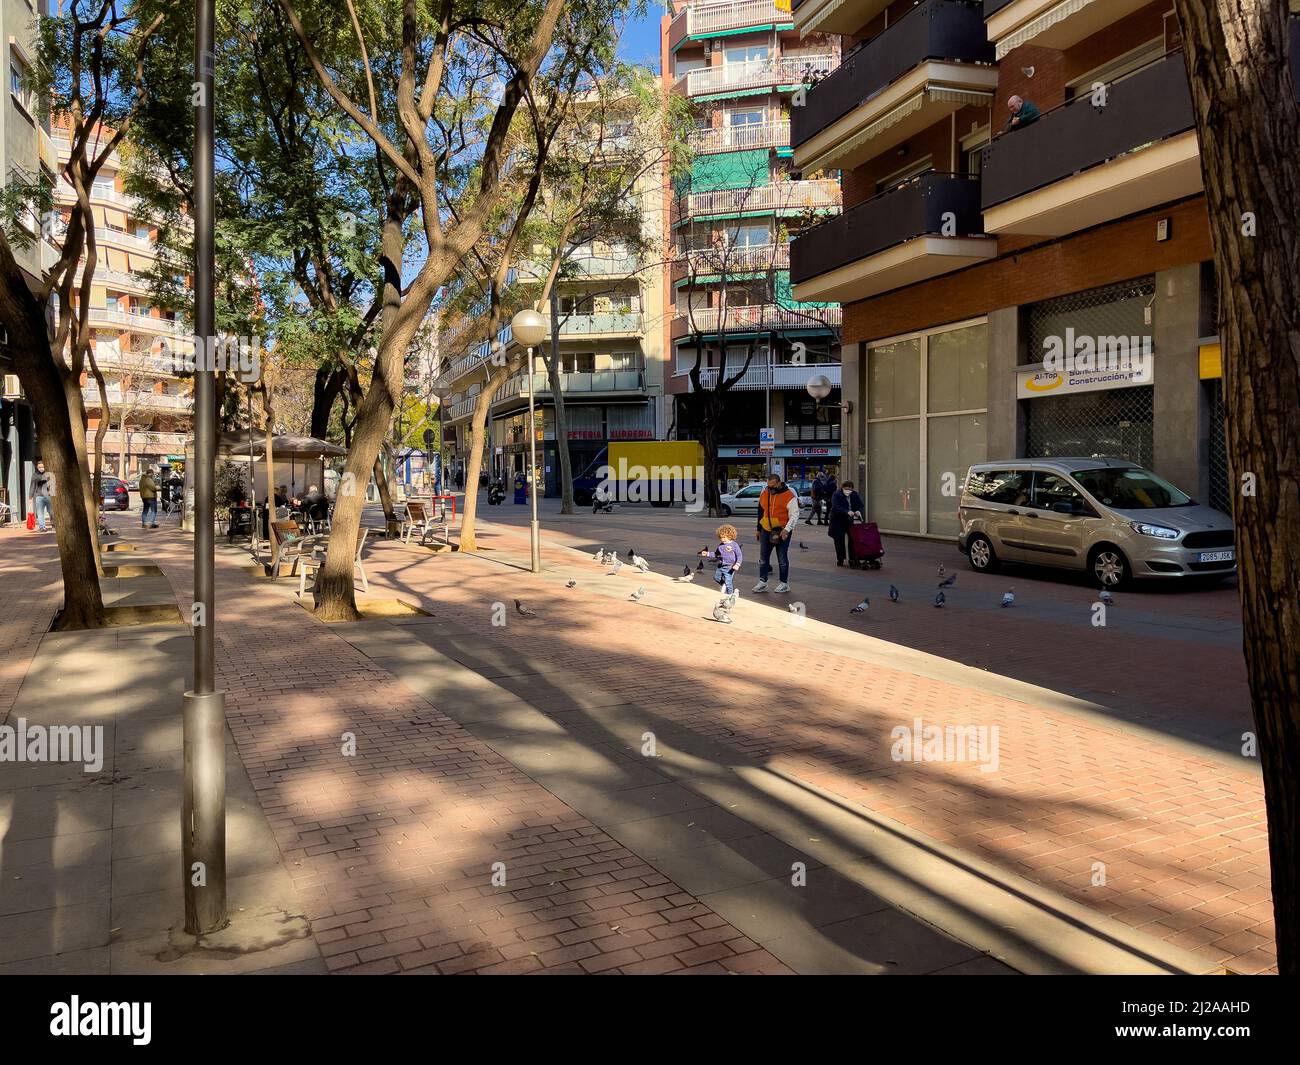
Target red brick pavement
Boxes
[354,519,1276,975]
[138,534,790,975]
[0,527,64,724]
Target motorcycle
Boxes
[487,479,506,506]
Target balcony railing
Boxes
[82,386,193,411]
[682,179,840,220]
[793,0,994,150]
[981,51,1194,210]
[498,369,646,400]
[557,311,643,336]
[690,361,842,391]
[669,0,794,49]
[683,242,790,274]
[56,179,141,213]
[679,55,833,97]
[689,119,791,154]
[791,172,983,284]
[87,307,188,335]
[680,303,841,333]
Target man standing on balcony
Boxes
[753,472,799,595]
[1004,95,1040,132]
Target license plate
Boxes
[1197,550,1234,563]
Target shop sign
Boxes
[1017,357,1154,399]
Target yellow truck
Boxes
[573,441,705,508]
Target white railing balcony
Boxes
[558,311,643,336]
[680,55,833,97]
[689,119,791,154]
[672,0,794,41]
[682,179,841,220]
[74,266,151,292]
[683,242,790,274]
[500,369,646,400]
[56,179,141,213]
[89,349,181,376]
[690,361,840,391]
[86,307,188,335]
[680,302,841,333]
[95,227,155,254]
[82,386,193,411]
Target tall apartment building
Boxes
[435,148,668,495]
[51,124,194,480]
[0,0,51,521]
[662,0,844,488]
[791,0,1300,539]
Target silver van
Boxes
[956,458,1235,587]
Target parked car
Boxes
[956,457,1235,588]
[717,480,813,518]
[100,475,130,511]
[125,479,139,491]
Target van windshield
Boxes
[1073,467,1193,509]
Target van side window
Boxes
[970,470,1029,505]
[1033,473,1084,510]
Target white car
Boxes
[718,481,812,517]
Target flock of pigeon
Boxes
[511,549,1117,625]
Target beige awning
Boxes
[800,0,847,37]
[810,85,991,171]
[105,207,128,229]
[107,248,129,271]
[996,0,1097,60]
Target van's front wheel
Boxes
[1090,545,1130,589]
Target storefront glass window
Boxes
[928,325,988,414]
[867,338,920,419]
[867,419,921,533]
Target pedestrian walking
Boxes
[753,473,800,594]
[828,479,865,566]
[455,465,465,492]
[138,467,159,528]
[806,471,826,525]
[709,523,743,604]
[27,460,54,532]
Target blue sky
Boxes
[618,7,664,73]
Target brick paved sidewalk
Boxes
[136,534,791,974]
[0,528,64,725]
[348,516,1275,974]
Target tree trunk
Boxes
[62,374,104,574]
[373,447,399,537]
[1172,0,1300,974]
[87,361,111,564]
[310,366,345,439]
[548,288,574,514]
[0,282,105,628]
[700,395,723,518]
[457,363,513,553]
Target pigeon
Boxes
[937,573,957,590]
[1001,588,1015,608]
[566,579,577,588]
[606,559,622,575]
[712,601,732,624]
[696,559,705,571]
[938,563,946,577]
[592,548,604,563]
[632,554,650,572]
[889,584,900,603]
[787,603,800,613]
[626,548,636,561]
[934,590,946,608]
[629,585,646,602]
[514,599,537,618]
[799,542,808,550]
[850,597,869,614]
[675,567,694,583]
[1099,589,1114,605]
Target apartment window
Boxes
[728,108,764,127]
[725,223,770,248]
[726,44,769,66]
[561,352,595,374]
[608,351,641,372]
[1066,39,1164,100]
[10,52,34,116]
[105,295,120,311]
[875,156,933,195]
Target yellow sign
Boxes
[1199,342,1222,380]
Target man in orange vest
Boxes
[753,472,800,594]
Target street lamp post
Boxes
[511,309,548,574]
[183,0,227,936]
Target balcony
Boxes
[680,303,841,334]
[82,386,193,412]
[680,178,840,221]
[985,0,1156,62]
[87,307,188,336]
[669,0,794,52]
[684,242,790,275]
[793,0,891,36]
[90,428,190,451]
[678,55,834,99]
[981,52,1201,236]
[791,172,995,301]
[689,361,842,391]
[793,0,996,173]
[556,311,644,337]
[689,119,791,154]
[498,369,647,401]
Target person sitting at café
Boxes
[298,484,328,524]
[274,484,290,508]
[1004,94,1040,132]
